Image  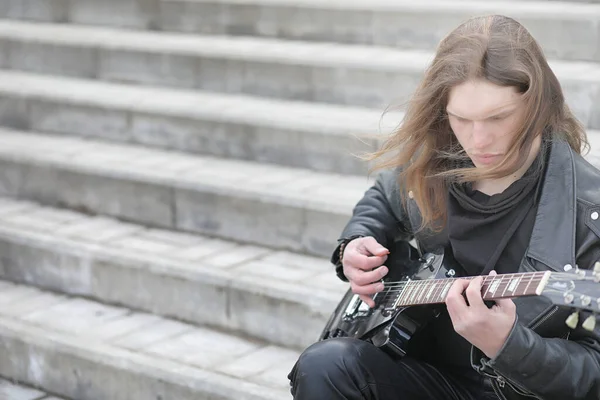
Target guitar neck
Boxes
[390,271,551,308]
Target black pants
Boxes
[288,338,499,400]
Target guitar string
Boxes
[378,272,591,291]
[376,281,547,306]
[377,273,547,295]
[377,288,599,311]
[376,276,597,307]
[380,272,548,289]
[375,274,561,305]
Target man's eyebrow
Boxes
[446,108,516,120]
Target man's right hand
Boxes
[342,237,390,308]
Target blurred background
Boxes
[0,0,598,399]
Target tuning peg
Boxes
[594,262,600,274]
[581,295,592,307]
[583,315,597,331]
[564,293,575,304]
[566,311,579,329]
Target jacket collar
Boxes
[525,138,577,272]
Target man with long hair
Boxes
[288,15,600,400]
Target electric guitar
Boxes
[319,242,600,358]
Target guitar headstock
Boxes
[541,262,600,331]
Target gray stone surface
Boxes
[0,129,372,256]
[157,0,600,61]
[0,0,68,22]
[0,67,385,174]
[0,378,46,399]
[0,308,291,400]
[22,299,130,335]
[69,0,160,30]
[0,196,347,349]
[0,20,597,120]
[112,319,194,351]
[144,327,262,369]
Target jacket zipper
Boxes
[494,371,539,398]
[529,305,559,330]
[481,360,540,398]
[492,378,509,400]
[483,305,560,399]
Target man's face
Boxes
[446,79,525,168]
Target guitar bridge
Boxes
[343,294,371,319]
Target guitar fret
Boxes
[490,278,501,296]
[401,282,414,306]
[500,274,510,297]
[411,283,420,304]
[409,283,419,304]
[483,277,492,298]
[440,281,453,301]
[393,283,408,309]
[416,282,428,304]
[523,273,535,296]
[435,280,445,302]
[507,275,522,295]
[434,280,444,302]
[426,282,436,300]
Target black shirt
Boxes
[413,144,547,368]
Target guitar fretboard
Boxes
[386,271,551,309]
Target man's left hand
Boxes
[445,270,517,359]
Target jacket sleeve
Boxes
[330,169,415,280]
[486,318,600,400]
[476,241,600,400]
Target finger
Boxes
[359,294,375,308]
[351,266,389,286]
[359,237,390,257]
[493,297,516,312]
[445,279,470,311]
[345,251,388,271]
[350,280,385,296]
[465,276,487,311]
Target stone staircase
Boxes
[0,1,598,399]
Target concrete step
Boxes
[0,196,347,350]
[0,69,401,176]
[0,128,374,257]
[0,0,598,63]
[1,21,600,118]
[0,279,297,400]
[0,378,67,400]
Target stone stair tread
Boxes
[0,19,598,80]
[0,195,347,300]
[0,195,348,349]
[0,18,435,70]
[0,69,398,135]
[0,279,296,399]
[171,0,600,15]
[0,128,373,213]
[0,127,372,256]
[0,378,62,400]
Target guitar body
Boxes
[319,242,456,359]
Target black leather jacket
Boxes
[332,138,600,400]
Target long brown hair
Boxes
[370,15,587,232]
